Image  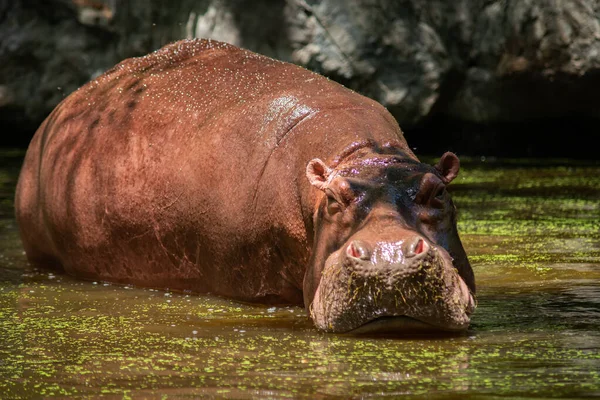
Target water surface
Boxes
[1,151,599,398]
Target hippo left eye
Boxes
[432,186,445,206]
[416,173,446,209]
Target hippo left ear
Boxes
[306,158,332,191]
[435,152,460,184]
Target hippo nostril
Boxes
[346,240,371,261]
[415,238,425,254]
[405,237,429,258]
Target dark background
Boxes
[2,0,599,159]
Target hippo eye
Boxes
[325,190,342,215]
[430,184,446,208]
[416,173,446,209]
[433,186,445,203]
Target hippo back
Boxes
[15,39,412,304]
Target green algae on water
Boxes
[1,156,599,398]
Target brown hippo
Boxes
[15,39,475,333]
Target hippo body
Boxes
[15,39,475,333]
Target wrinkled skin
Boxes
[305,144,475,332]
[15,39,475,334]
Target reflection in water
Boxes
[1,152,599,398]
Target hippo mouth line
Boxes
[348,315,469,335]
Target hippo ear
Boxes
[435,152,460,184]
[306,158,332,191]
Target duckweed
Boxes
[1,154,599,398]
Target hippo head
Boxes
[304,142,476,333]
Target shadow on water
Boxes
[1,149,599,398]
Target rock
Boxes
[449,0,600,122]
[2,0,600,147]
[0,0,120,142]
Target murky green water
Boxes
[1,150,599,399]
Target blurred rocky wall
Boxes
[2,0,600,154]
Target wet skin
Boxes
[14,39,475,333]
[305,144,474,332]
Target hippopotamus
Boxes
[15,39,475,333]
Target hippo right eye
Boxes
[326,194,342,215]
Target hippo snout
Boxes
[310,235,475,333]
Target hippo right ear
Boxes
[306,159,332,191]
